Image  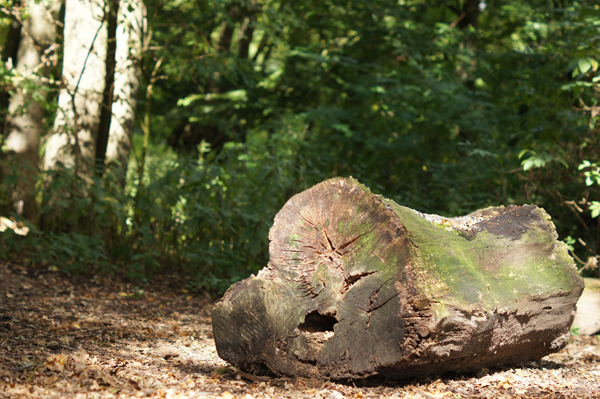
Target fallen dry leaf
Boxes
[1,260,599,399]
[45,354,67,373]
[99,370,118,387]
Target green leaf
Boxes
[586,176,594,186]
[561,81,594,91]
[518,149,533,159]
[566,58,579,72]
[563,236,576,252]
[521,152,567,171]
[590,202,600,219]
[579,160,593,170]
[578,58,593,75]
[177,94,203,107]
[522,159,536,171]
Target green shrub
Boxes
[0,129,315,294]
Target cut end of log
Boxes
[212,177,584,380]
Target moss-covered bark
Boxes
[212,177,584,379]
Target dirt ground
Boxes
[1,261,600,399]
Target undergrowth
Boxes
[0,132,317,294]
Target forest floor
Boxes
[1,260,600,399]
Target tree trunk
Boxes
[43,0,108,177]
[0,7,22,134]
[3,0,59,220]
[452,0,480,88]
[104,0,145,179]
[94,0,119,174]
[237,17,254,60]
[212,177,584,380]
[0,10,22,68]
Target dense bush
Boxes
[1,0,599,292]
[0,130,321,293]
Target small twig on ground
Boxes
[234,368,271,383]
[8,365,35,371]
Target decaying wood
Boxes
[212,177,584,379]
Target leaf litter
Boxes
[1,261,599,398]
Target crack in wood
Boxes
[322,228,335,251]
[340,271,376,294]
[368,291,402,313]
[336,234,363,252]
[367,276,396,312]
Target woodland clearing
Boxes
[1,260,599,399]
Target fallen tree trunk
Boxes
[212,177,584,379]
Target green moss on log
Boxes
[212,177,584,380]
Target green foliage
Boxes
[570,326,580,336]
[146,0,599,279]
[1,131,307,292]
[126,128,309,288]
[2,0,600,291]
[580,160,600,189]
[519,150,568,171]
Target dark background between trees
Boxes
[0,0,599,294]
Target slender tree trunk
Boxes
[0,12,22,67]
[3,0,59,220]
[104,0,145,180]
[95,0,119,174]
[452,0,480,88]
[456,0,480,30]
[43,0,108,178]
[0,5,23,134]
[252,33,269,62]
[218,21,235,52]
[237,17,254,59]
[136,56,162,190]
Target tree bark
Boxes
[94,0,119,173]
[217,21,235,53]
[3,0,59,220]
[43,0,108,177]
[0,8,22,133]
[213,177,584,380]
[237,17,254,59]
[451,0,480,88]
[104,0,145,179]
[0,11,22,68]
